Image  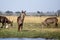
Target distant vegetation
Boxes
[0,10,60,16]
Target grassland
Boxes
[6,16,60,23]
[0,16,60,39]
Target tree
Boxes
[37,11,43,16]
[37,11,40,13]
[5,10,13,15]
[15,11,21,16]
[56,10,60,16]
[0,11,3,15]
[15,11,20,13]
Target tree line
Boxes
[0,10,60,16]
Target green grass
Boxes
[0,23,60,39]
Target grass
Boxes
[0,23,60,39]
[0,16,60,39]
[6,16,60,23]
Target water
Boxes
[0,38,59,40]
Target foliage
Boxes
[5,10,13,16]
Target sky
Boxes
[0,0,60,12]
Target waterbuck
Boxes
[42,17,58,28]
[0,16,13,28]
[17,11,26,31]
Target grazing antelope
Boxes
[42,17,58,28]
[0,16,13,28]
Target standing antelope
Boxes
[17,10,26,31]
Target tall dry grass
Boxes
[6,16,60,23]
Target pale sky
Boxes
[0,0,60,12]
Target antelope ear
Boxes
[21,10,23,13]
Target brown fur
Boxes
[0,16,13,28]
[17,11,26,31]
[42,17,58,27]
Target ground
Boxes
[0,16,60,38]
